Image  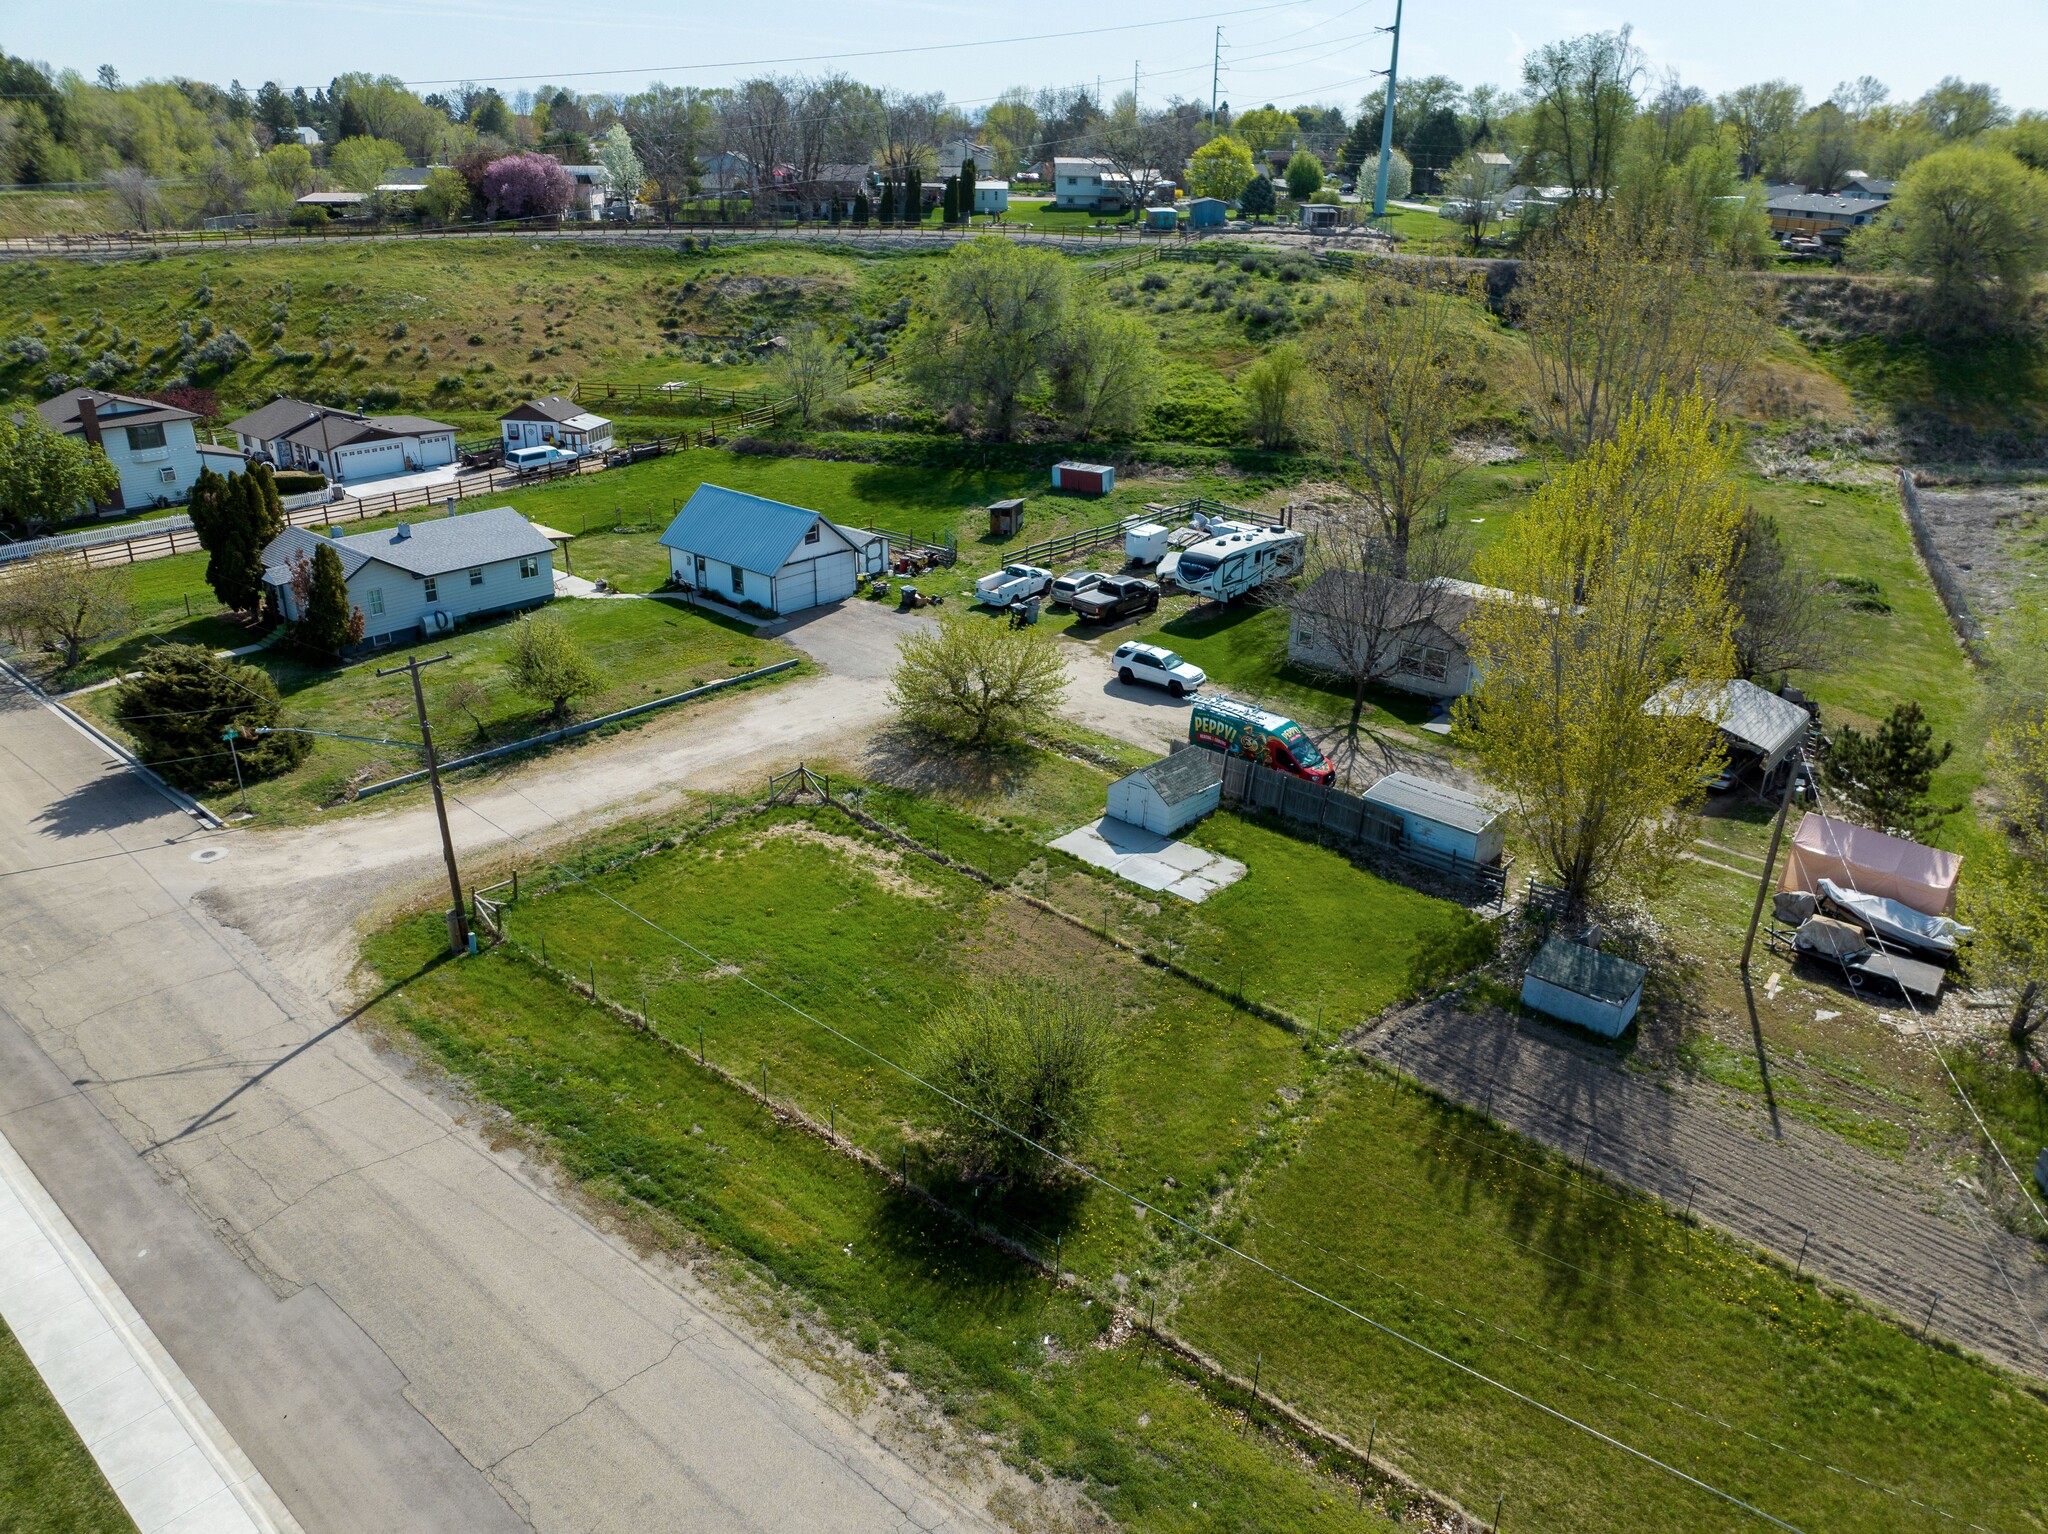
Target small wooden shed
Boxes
[988,498,1026,537]
[1052,461,1115,496]
[1520,938,1646,1038]
[1107,751,1222,836]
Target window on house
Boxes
[126,422,167,450]
[367,588,385,615]
[469,567,484,586]
[424,576,438,602]
[731,568,746,595]
[519,556,539,579]
[1400,644,1449,681]
[804,524,820,544]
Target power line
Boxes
[441,785,1812,1534]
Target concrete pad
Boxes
[1048,817,1246,903]
[339,464,469,501]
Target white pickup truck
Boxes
[973,563,1054,608]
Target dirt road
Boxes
[1364,1002,2048,1380]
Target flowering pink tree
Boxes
[481,153,573,219]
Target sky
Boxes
[6,0,2045,117]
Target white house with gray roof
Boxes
[227,397,457,483]
[35,388,205,512]
[499,396,614,456]
[657,484,863,615]
[261,505,555,646]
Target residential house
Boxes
[657,484,864,614]
[763,164,874,220]
[1472,151,1514,191]
[294,191,366,214]
[973,180,1010,215]
[34,388,204,512]
[260,505,555,647]
[938,136,993,177]
[499,396,615,456]
[1765,191,1887,239]
[226,398,457,483]
[1287,572,1516,699]
[1052,157,1147,211]
[699,150,754,195]
[288,126,322,148]
[560,165,608,220]
[1838,173,1895,200]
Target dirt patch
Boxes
[746,818,944,899]
[1908,483,2048,622]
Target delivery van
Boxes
[1189,696,1334,784]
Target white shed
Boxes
[1107,750,1223,836]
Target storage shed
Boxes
[1107,750,1223,836]
[1145,206,1178,230]
[1187,197,1228,227]
[1052,461,1115,496]
[1521,938,1646,1038]
[1361,773,1505,866]
[988,498,1026,537]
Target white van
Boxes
[506,444,577,474]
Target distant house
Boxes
[294,191,365,214]
[1472,150,1514,191]
[1287,573,1519,700]
[973,180,1010,215]
[699,150,754,195]
[1765,191,1887,238]
[289,125,322,148]
[226,398,457,483]
[938,136,993,177]
[764,164,875,220]
[499,396,614,457]
[559,165,608,220]
[34,388,204,512]
[1838,173,1895,200]
[1052,157,1150,212]
[657,484,865,614]
[260,505,555,646]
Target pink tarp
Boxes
[1777,813,1961,917]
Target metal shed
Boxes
[1145,206,1178,230]
[1521,938,1646,1038]
[1187,197,1228,227]
[1107,751,1223,836]
[1361,773,1505,866]
[1052,461,1115,496]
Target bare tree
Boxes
[1728,509,1837,678]
[1308,264,1483,578]
[1092,93,1171,214]
[879,88,943,198]
[0,555,131,672]
[720,78,793,198]
[101,166,160,231]
[768,327,848,426]
[624,84,711,219]
[1516,201,1772,458]
[1283,516,1464,760]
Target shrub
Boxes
[109,645,308,791]
[193,329,252,368]
[888,613,1067,746]
[508,613,601,719]
[271,471,326,494]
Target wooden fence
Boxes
[1206,747,1509,901]
[1009,497,1289,570]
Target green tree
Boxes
[1283,149,1324,201]
[1457,393,1745,914]
[888,612,1068,746]
[1050,307,1158,439]
[1187,134,1256,201]
[0,410,119,534]
[1850,145,2048,333]
[897,237,1077,439]
[767,327,848,427]
[1240,342,1305,449]
[1523,28,1643,195]
[594,121,643,207]
[328,135,410,193]
[258,142,315,195]
[508,612,601,719]
[1821,701,1958,838]
[1231,107,1297,156]
[293,543,360,659]
[109,644,307,790]
[916,984,1114,1186]
[1239,174,1276,219]
[417,166,469,223]
[0,555,131,672]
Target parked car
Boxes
[1111,641,1206,697]
[506,444,579,474]
[974,563,1054,607]
[1189,696,1333,783]
[1050,570,1110,607]
[1070,575,1160,623]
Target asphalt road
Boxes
[0,669,997,1530]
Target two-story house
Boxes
[35,388,205,512]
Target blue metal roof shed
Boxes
[1187,197,1228,227]
[1361,772,1505,866]
[657,484,862,614]
[1520,938,1646,1038]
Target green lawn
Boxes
[0,1319,135,1534]
[77,596,797,821]
[1174,1068,2048,1534]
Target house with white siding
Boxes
[34,388,205,512]
[499,396,614,456]
[226,397,457,483]
[260,505,555,647]
[657,485,863,615]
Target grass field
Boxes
[75,595,797,820]
[0,1319,135,1534]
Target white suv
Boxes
[1111,642,1207,698]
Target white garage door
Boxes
[341,442,407,480]
[813,551,857,605]
[777,561,816,613]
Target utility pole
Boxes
[1371,0,1404,219]
[1741,764,1806,970]
[379,652,469,956]
[221,726,249,815]
[1209,27,1222,131]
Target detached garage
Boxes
[657,484,862,616]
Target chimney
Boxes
[77,393,104,449]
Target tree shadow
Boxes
[31,771,169,840]
[860,724,1035,805]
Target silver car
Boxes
[1112,641,1207,698]
[1050,570,1110,607]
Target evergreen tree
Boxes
[878,180,896,223]
[1240,175,1277,219]
[198,471,269,616]
[296,543,357,658]
[1822,701,1960,837]
[251,461,284,541]
[110,644,307,791]
[942,175,959,223]
[853,192,871,225]
[961,155,978,217]
[337,95,368,142]
[1338,115,1380,178]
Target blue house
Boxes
[1186,197,1228,228]
[657,484,864,614]
[1520,938,1646,1038]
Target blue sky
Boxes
[7,1,2043,115]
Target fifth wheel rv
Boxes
[1167,520,1305,602]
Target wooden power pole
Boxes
[379,652,469,956]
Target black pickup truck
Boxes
[1069,575,1160,623]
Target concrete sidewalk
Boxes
[0,1127,296,1534]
